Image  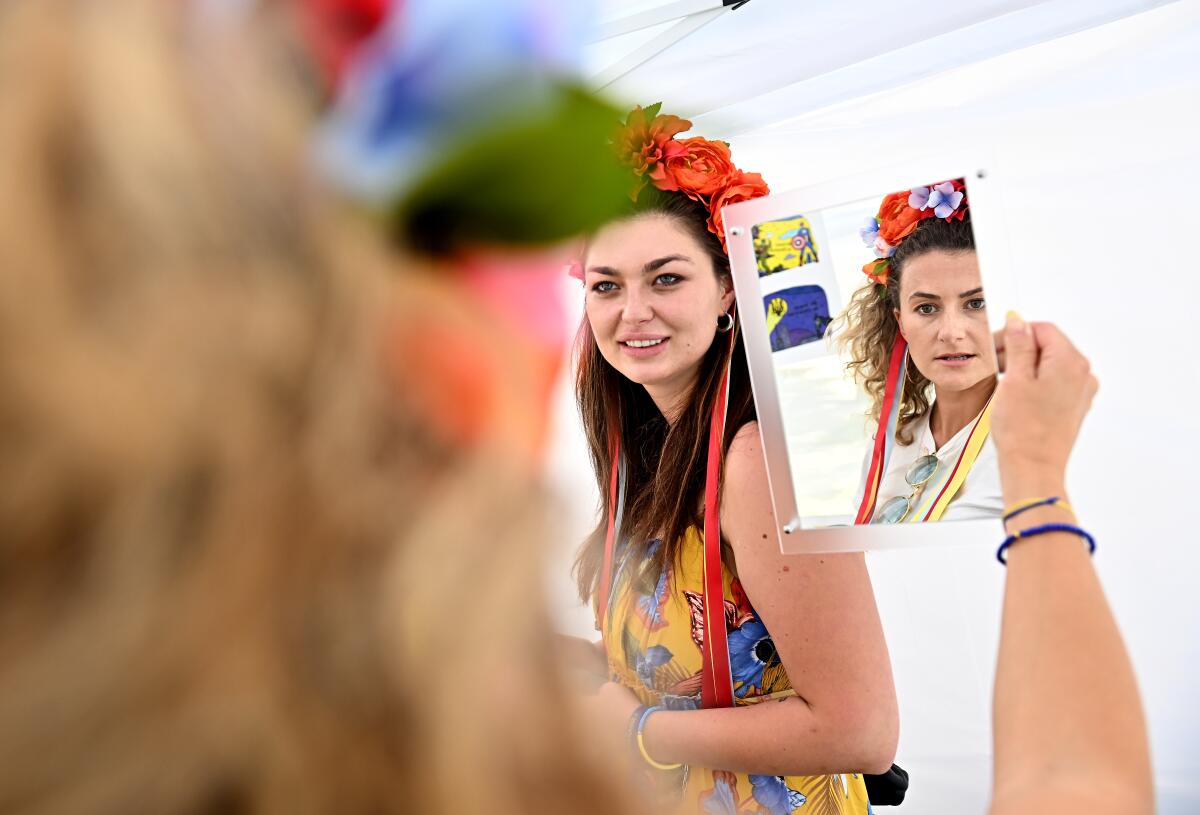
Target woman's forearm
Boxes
[990,498,1152,814]
[640,694,895,777]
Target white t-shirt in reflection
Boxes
[855,407,1003,523]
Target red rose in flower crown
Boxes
[613,103,769,250]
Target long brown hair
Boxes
[573,190,755,603]
[833,216,977,445]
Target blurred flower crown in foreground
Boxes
[315,0,632,254]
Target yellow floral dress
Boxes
[600,528,873,814]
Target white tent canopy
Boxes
[548,2,1200,812]
[586,0,1177,130]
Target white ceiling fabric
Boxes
[587,0,1178,129]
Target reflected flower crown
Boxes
[568,103,769,282]
[860,179,969,289]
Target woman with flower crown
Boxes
[569,105,898,814]
[838,182,1004,525]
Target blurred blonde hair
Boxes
[0,2,634,813]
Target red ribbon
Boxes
[700,335,734,709]
[597,325,736,709]
[854,335,908,525]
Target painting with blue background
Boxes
[764,285,832,352]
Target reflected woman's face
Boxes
[584,214,732,402]
[893,249,996,393]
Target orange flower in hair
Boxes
[608,103,770,251]
[876,190,924,246]
[615,104,692,198]
[709,170,770,242]
[659,137,738,198]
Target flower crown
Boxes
[567,103,768,282]
[860,179,969,288]
[616,103,769,249]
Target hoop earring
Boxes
[716,312,734,333]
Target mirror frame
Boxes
[722,151,1018,554]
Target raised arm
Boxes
[633,422,898,776]
[988,314,1152,815]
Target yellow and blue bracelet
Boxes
[1002,496,1074,523]
[632,705,683,770]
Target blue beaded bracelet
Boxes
[997,523,1096,565]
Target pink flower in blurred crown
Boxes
[459,249,570,349]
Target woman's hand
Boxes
[991,313,1099,502]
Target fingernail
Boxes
[1006,310,1027,334]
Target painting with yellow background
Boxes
[752,215,819,277]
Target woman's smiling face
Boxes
[894,249,997,393]
[584,213,733,408]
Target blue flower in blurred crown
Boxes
[319,0,593,201]
[750,775,807,814]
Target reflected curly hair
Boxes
[833,217,976,444]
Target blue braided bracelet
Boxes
[997,523,1096,565]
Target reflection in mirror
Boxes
[751,179,1001,528]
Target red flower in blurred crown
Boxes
[615,104,692,199]
[709,171,770,244]
[302,0,394,91]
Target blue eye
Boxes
[965,298,986,311]
[655,273,682,286]
[915,303,937,315]
[591,280,618,294]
